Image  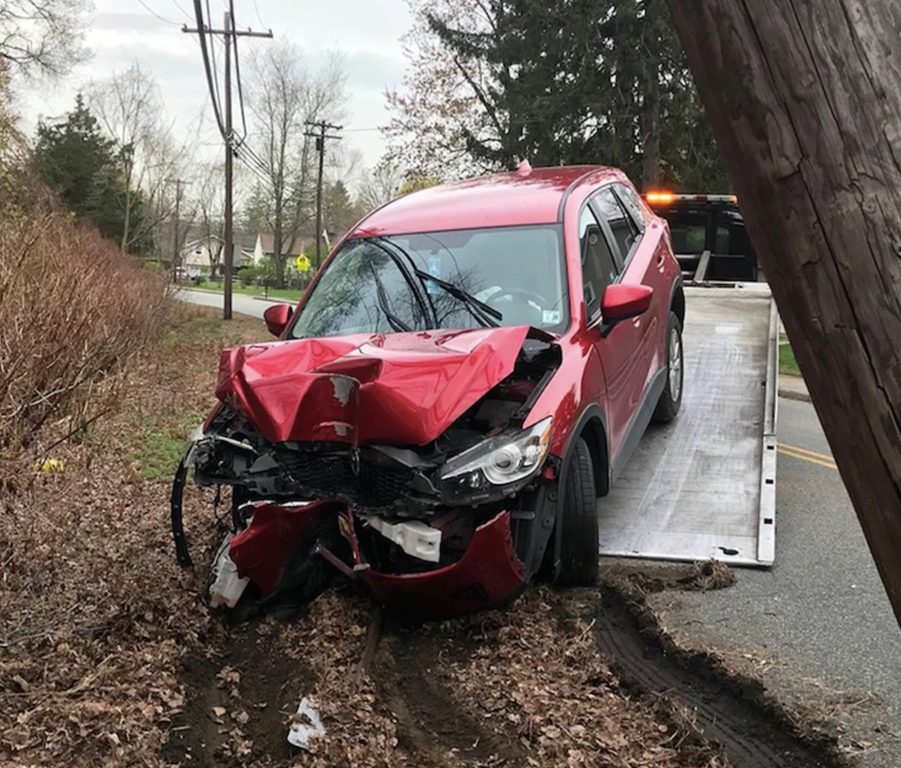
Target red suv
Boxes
[171,165,684,619]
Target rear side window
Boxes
[592,187,639,261]
[579,206,619,313]
[614,184,647,233]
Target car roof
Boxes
[351,165,623,237]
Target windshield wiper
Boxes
[366,239,432,328]
[413,269,502,327]
[370,264,412,333]
[373,237,503,328]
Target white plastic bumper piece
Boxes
[209,533,250,608]
[367,517,441,563]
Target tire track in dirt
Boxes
[372,627,529,767]
[162,625,311,766]
[595,581,848,768]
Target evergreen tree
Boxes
[423,0,729,191]
[322,181,366,235]
[33,95,154,253]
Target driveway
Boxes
[650,397,901,766]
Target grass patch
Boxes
[130,428,196,481]
[779,334,802,377]
[127,304,267,481]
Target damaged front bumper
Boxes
[171,439,558,618]
[341,507,527,619]
[190,495,530,619]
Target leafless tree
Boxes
[87,63,194,255]
[191,161,225,277]
[244,42,347,286]
[384,0,498,179]
[0,0,89,78]
[357,157,405,211]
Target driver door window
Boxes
[579,205,619,320]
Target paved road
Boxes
[653,397,901,765]
[177,289,279,320]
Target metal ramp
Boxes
[598,284,778,567]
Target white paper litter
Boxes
[287,697,326,750]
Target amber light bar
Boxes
[645,191,738,205]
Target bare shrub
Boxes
[0,190,167,480]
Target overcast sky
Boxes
[20,0,413,169]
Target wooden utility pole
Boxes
[222,11,234,320]
[183,9,272,319]
[303,120,342,269]
[664,0,901,629]
[169,178,189,283]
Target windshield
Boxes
[289,224,568,339]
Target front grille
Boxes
[275,447,414,508]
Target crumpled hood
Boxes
[215,326,545,445]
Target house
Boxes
[180,235,218,278]
[250,229,346,269]
[179,232,257,277]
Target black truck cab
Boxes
[645,192,759,283]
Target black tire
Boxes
[653,311,684,424]
[557,437,600,586]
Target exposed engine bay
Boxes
[171,325,562,619]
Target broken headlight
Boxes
[439,417,552,500]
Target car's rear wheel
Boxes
[653,311,683,423]
[557,437,600,586]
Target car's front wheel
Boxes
[556,437,600,586]
[653,311,684,423]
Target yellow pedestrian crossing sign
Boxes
[295,254,311,272]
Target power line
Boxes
[252,0,267,29]
[136,0,181,25]
[236,141,270,177]
[233,146,272,185]
[233,141,270,179]
[169,0,194,21]
[206,0,223,118]
[229,0,249,141]
[185,0,226,139]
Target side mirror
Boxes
[601,284,653,325]
[263,304,294,337]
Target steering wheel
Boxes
[485,288,549,310]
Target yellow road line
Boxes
[778,442,835,462]
[777,445,837,469]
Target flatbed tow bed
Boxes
[599,282,778,566]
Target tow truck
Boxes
[597,192,777,566]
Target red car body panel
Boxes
[230,501,338,593]
[354,512,526,620]
[215,325,537,446]
[229,503,525,620]
[352,166,604,238]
